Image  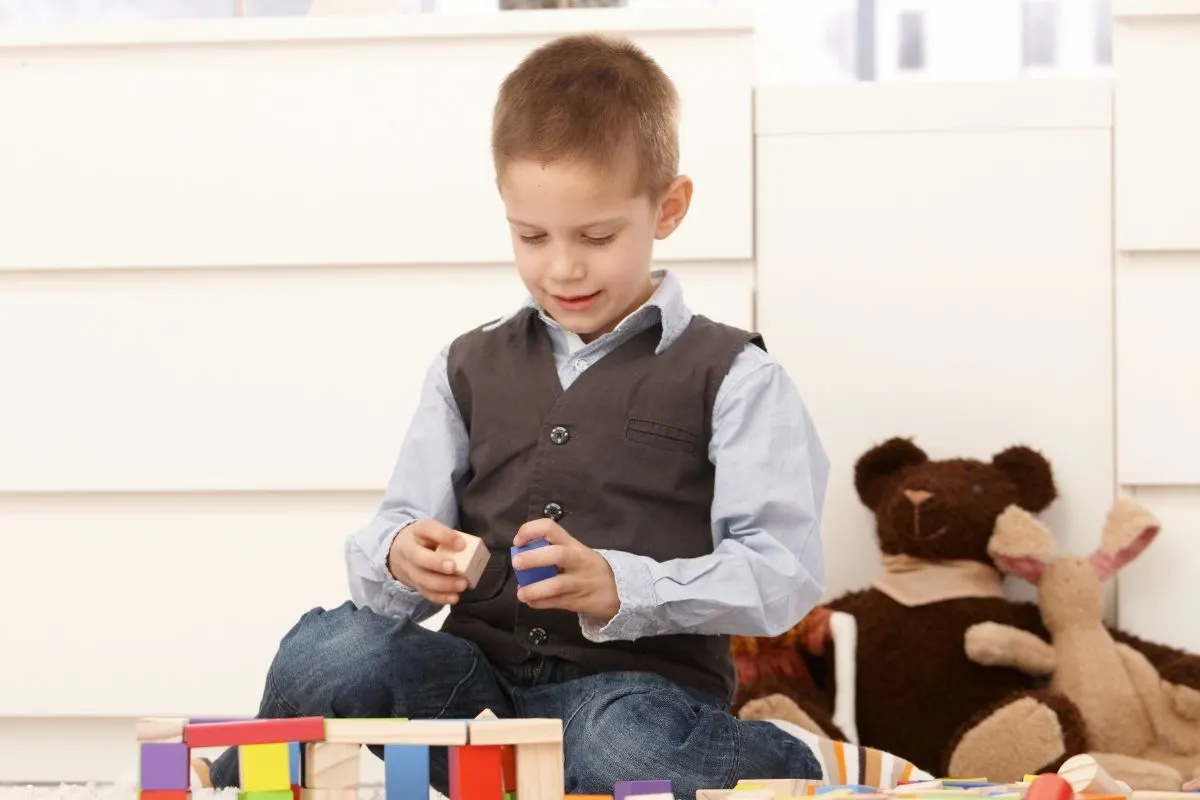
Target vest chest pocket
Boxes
[624,418,699,455]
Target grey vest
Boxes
[440,307,764,705]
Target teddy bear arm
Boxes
[965,621,1057,676]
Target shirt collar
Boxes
[518,268,691,355]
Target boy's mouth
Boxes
[553,291,600,311]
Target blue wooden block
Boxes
[385,743,429,800]
[816,785,877,795]
[511,538,558,586]
[288,741,301,786]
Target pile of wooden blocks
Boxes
[134,713,567,800]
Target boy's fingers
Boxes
[513,519,568,547]
[413,521,464,550]
[511,543,565,572]
[405,544,460,576]
[516,574,568,605]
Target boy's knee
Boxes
[564,678,739,791]
[266,602,413,706]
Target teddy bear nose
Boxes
[905,489,933,506]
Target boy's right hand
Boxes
[386,519,469,606]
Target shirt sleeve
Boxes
[344,344,472,623]
[581,343,829,641]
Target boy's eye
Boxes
[519,233,547,244]
[583,234,615,246]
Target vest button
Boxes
[543,502,564,520]
[549,425,570,445]
[527,627,548,646]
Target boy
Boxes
[204,34,830,798]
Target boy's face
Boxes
[498,157,691,342]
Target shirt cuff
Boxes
[579,549,659,642]
[374,519,423,593]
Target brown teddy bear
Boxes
[735,437,1200,781]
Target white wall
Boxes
[0,7,756,782]
[1109,0,1200,654]
[754,79,1117,609]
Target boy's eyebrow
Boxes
[506,216,628,229]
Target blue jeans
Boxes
[209,602,821,798]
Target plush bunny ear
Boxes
[988,505,1055,584]
[1091,498,1160,582]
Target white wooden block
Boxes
[323,719,467,746]
[304,742,361,789]
[300,790,358,800]
[134,717,186,743]
[437,532,490,589]
[516,740,564,800]
[467,718,562,745]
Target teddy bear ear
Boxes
[854,437,928,509]
[991,445,1057,512]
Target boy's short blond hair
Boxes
[492,34,680,198]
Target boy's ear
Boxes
[655,175,693,239]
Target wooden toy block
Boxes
[239,791,294,800]
[511,537,559,586]
[501,745,516,794]
[136,718,187,743]
[468,717,563,745]
[303,742,360,788]
[323,717,466,745]
[289,741,302,786]
[614,780,673,800]
[518,739,565,800]
[1023,775,1074,800]
[140,791,189,800]
[384,744,429,800]
[736,780,814,796]
[564,796,613,799]
[450,743,505,800]
[140,742,190,791]
[240,742,293,792]
[299,791,357,800]
[437,531,490,589]
[186,717,326,748]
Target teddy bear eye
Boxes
[972,484,983,494]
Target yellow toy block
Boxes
[238,742,291,792]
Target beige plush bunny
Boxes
[966,498,1200,791]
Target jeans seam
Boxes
[721,711,743,788]
[435,649,486,719]
[266,671,303,718]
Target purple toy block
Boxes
[511,537,558,586]
[141,742,190,790]
[614,780,672,800]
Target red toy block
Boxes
[1025,773,1075,800]
[500,744,516,793]
[140,791,189,800]
[449,745,503,800]
[185,717,325,748]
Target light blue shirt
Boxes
[345,269,829,643]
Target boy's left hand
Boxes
[512,519,620,622]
